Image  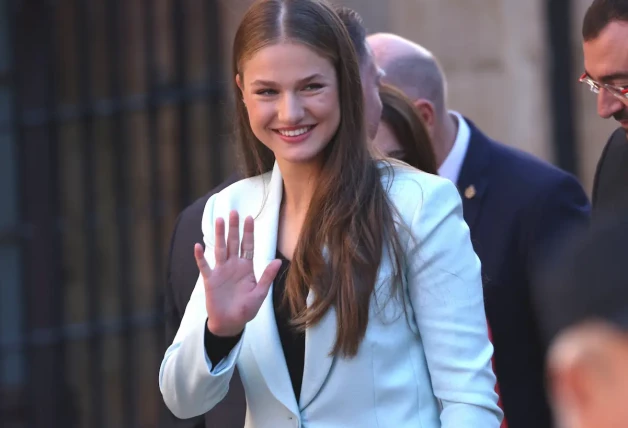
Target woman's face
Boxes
[372,121,405,160]
[237,42,341,167]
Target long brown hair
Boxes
[379,83,438,174]
[233,0,405,357]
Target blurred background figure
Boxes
[534,215,628,428]
[373,83,438,174]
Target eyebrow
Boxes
[250,73,326,87]
[584,69,628,84]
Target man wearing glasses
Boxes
[580,0,628,217]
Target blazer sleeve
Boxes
[164,212,185,358]
[406,178,503,427]
[160,211,208,428]
[159,194,246,419]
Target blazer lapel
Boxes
[246,163,300,415]
[300,288,337,410]
[457,118,491,230]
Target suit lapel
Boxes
[245,163,338,413]
[457,118,491,230]
[300,288,337,410]
[246,163,300,415]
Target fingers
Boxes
[214,217,227,265]
[215,211,251,264]
[227,211,240,259]
[194,243,212,278]
[255,259,283,299]
[240,216,254,259]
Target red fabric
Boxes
[488,324,508,428]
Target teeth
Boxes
[278,127,311,137]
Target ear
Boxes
[236,73,244,93]
[414,99,436,128]
[548,358,585,428]
[548,339,602,428]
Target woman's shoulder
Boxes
[377,160,462,220]
[378,160,458,197]
[203,171,273,218]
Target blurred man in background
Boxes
[534,216,628,428]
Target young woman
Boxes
[374,83,438,174]
[159,1,502,426]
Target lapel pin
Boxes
[464,185,476,199]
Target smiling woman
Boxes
[159,1,503,427]
[236,43,341,167]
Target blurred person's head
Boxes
[581,0,628,137]
[534,217,628,428]
[366,33,457,166]
[336,7,384,140]
[374,83,438,174]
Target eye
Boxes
[303,83,324,91]
[255,88,278,96]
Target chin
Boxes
[273,143,329,166]
[281,153,324,165]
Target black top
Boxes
[205,251,306,401]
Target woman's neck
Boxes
[277,159,321,214]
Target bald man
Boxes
[367,33,591,428]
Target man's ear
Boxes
[547,331,607,428]
[549,356,587,427]
[414,99,436,129]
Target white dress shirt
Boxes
[438,110,470,184]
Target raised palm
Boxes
[195,210,282,337]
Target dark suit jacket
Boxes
[458,120,590,428]
[592,127,628,218]
[161,172,246,428]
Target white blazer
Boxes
[160,162,503,428]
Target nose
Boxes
[597,88,625,119]
[278,92,304,124]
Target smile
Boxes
[275,125,316,137]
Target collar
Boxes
[456,118,492,230]
[437,110,470,183]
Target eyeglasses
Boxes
[579,73,628,101]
